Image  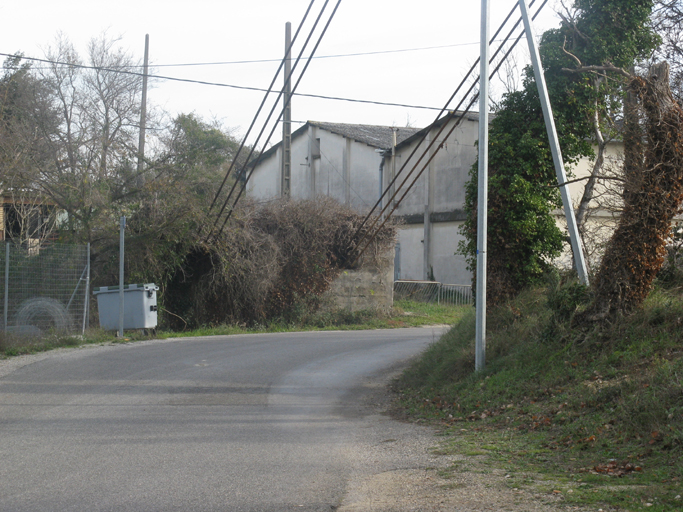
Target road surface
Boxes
[0,328,443,511]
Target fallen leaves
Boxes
[578,459,643,477]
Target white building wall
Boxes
[248,147,280,201]
[248,126,382,211]
[249,118,480,289]
[431,222,470,285]
[396,226,424,281]
[391,117,478,286]
[393,117,478,217]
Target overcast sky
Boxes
[1,0,562,143]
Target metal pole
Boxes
[119,216,125,337]
[137,34,149,175]
[82,243,90,335]
[475,0,490,372]
[281,22,292,198]
[519,0,589,286]
[3,243,8,331]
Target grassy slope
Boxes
[395,283,683,511]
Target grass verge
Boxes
[0,299,468,358]
[394,280,683,511]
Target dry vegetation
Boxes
[160,197,397,329]
[583,62,683,320]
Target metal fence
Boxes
[394,280,473,306]
[1,243,90,338]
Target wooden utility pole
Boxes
[281,22,292,198]
[137,34,149,174]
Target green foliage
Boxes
[571,0,660,67]
[460,79,577,302]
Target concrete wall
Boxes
[396,221,471,285]
[389,116,478,286]
[390,117,478,217]
[249,146,281,199]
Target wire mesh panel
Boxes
[1,243,89,338]
[394,280,473,306]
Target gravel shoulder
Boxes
[337,364,592,512]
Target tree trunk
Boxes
[579,62,683,321]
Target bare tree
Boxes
[34,34,148,242]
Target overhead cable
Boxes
[348,0,549,267]
[207,0,317,214]
[214,0,344,238]
[206,0,335,239]
[0,51,444,112]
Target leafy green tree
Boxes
[460,67,592,303]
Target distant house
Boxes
[247,121,421,210]
[247,116,480,285]
[247,114,622,287]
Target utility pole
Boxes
[281,22,292,198]
[518,0,589,286]
[118,216,125,338]
[137,34,149,175]
[475,0,490,372]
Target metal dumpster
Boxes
[93,283,159,330]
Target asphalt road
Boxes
[0,328,442,511]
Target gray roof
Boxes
[249,121,422,167]
[308,121,421,149]
[396,110,481,149]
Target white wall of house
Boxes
[391,116,478,218]
[396,221,470,285]
[248,125,383,212]
[249,146,281,200]
[390,115,479,285]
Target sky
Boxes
[0,0,563,143]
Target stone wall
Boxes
[326,250,394,312]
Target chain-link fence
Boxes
[1,243,90,338]
[394,280,473,306]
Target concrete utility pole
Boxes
[281,22,292,198]
[518,0,589,285]
[118,216,126,338]
[475,0,490,372]
[137,34,149,174]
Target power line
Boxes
[119,40,501,67]
[214,0,344,238]
[206,0,318,216]
[2,40,500,70]
[0,51,444,112]
[347,0,549,267]
[207,0,341,239]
